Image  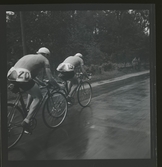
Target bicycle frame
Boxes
[63,78,80,97]
[12,92,28,117]
[8,82,68,149]
[29,89,50,119]
[13,86,53,119]
[63,73,87,98]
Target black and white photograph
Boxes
[1,3,157,167]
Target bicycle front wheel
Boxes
[77,81,92,107]
[43,92,68,128]
[7,103,24,149]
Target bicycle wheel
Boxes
[77,81,92,107]
[7,103,24,149]
[42,92,68,128]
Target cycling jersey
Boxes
[63,56,84,67]
[14,54,49,78]
[7,54,49,80]
[7,53,50,91]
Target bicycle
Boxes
[7,80,68,149]
[58,72,92,107]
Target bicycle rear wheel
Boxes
[7,103,24,149]
[77,81,92,107]
[43,92,68,128]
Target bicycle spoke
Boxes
[8,121,22,130]
[77,82,92,107]
[43,92,68,128]
[8,128,23,137]
[7,103,24,149]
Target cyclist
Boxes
[56,53,89,104]
[132,56,139,70]
[7,47,61,134]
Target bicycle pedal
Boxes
[68,102,72,106]
[24,130,32,135]
[68,102,71,105]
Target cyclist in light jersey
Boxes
[7,47,60,134]
[57,53,89,103]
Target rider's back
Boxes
[63,56,84,67]
[14,54,47,78]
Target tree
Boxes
[6,9,150,70]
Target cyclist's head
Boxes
[36,47,50,57]
[74,53,83,59]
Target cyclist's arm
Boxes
[80,64,89,79]
[34,77,45,86]
[44,60,60,88]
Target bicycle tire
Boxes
[42,92,68,128]
[77,81,92,107]
[7,103,24,149]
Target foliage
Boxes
[6,9,150,71]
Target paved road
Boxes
[8,72,151,160]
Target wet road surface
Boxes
[8,72,150,160]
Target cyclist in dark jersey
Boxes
[7,47,60,134]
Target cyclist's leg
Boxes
[68,75,78,97]
[26,94,33,111]
[8,68,41,133]
[19,81,42,133]
[58,71,75,95]
[67,80,72,93]
[24,83,42,123]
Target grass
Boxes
[90,70,124,83]
[89,67,145,83]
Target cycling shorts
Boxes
[58,71,75,81]
[11,80,35,91]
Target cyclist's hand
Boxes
[58,83,65,90]
[43,79,48,82]
[40,82,47,87]
[39,85,44,89]
[38,80,47,89]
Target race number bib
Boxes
[57,63,74,72]
[67,63,74,70]
[7,67,31,82]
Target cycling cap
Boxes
[74,53,83,59]
[37,47,50,55]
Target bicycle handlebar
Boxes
[39,80,58,90]
[76,72,92,80]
